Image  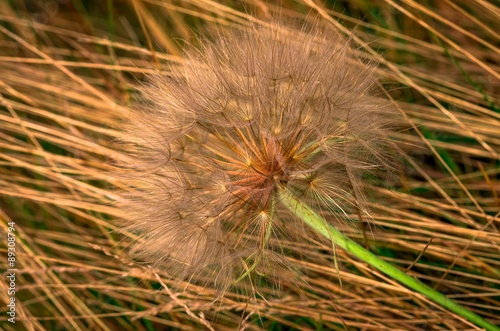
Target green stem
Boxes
[278,188,499,331]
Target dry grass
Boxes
[0,0,498,330]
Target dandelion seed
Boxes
[116,19,398,293]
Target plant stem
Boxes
[278,188,499,331]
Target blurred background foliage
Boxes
[0,0,499,330]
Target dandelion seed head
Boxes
[117,19,399,292]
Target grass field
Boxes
[0,1,499,330]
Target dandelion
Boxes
[114,18,498,331]
[117,19,394,287]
